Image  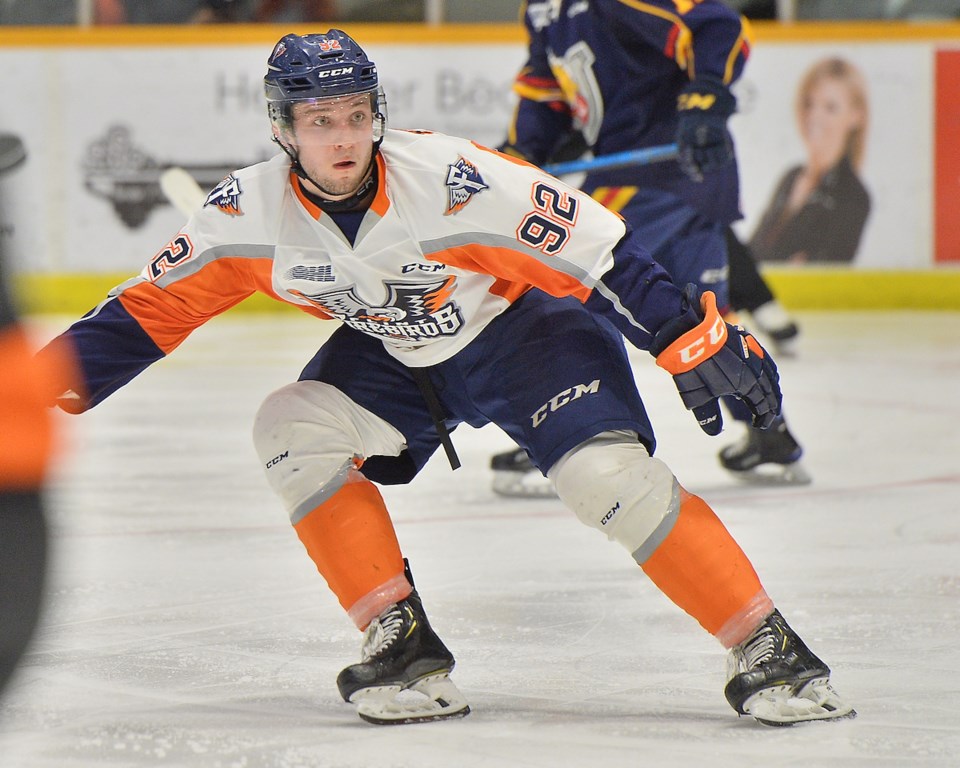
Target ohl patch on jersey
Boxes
[445,156,487,215]
[205,175,244,216]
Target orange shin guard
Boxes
[293,473,410,629]
[640,489,773,647]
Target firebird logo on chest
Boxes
[292,277,464,341]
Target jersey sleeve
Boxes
[606,0,752,85]
[415,141,688,349]
[40,221,278,412]
[583,228,691,350]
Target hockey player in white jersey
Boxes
[37,30,854,726]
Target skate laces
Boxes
[731,614,786,674]
[360,603,408,662]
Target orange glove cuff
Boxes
[655,291,728,375]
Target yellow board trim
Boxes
[0,23,528,47]
[6,21,960,315]
[762,270,960,310]
[14,271,960,314]
[4,21,960,49]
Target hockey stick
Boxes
[160,144,679,213]
[543,143,678,176]
[159,166,207,216]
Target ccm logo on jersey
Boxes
[531,379,600,428]
[402,263,446,274]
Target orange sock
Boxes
[640,488,773,647]
[293,472,411,629]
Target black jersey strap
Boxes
[410,366,461,471]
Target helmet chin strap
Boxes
[273,136,378,212]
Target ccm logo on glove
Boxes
[656,311,727,374]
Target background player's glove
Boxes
[650,285,781,436]
[676,76,737,181]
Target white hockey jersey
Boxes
[46,128,687,409]
[123,129,626,366]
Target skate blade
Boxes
[492,470,557,499]
[351,673,470,725]
[744,678,856,726]
[726,460,812,487]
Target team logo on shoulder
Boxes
[444,156,488,215]
[204,174,243,216]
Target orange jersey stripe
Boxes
[428,242,591,303]
[119,256,278,354]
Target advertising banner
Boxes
[732,42,932,270]
[935,48,960,264]
[0,25,958,294]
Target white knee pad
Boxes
[548,430,680,564]
[252,381,406,523]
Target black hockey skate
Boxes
[490,446,555,498]
[749,301,800,357]
[337,586,469,725]
[718,417,811,485]
[724,610,855,726]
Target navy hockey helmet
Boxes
[264,30,386,141]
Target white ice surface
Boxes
[2,311,959,767]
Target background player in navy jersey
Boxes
[490,0,809,498]
[35,30,853,726]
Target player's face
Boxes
[289,95,376,199]
[799,77,862,167]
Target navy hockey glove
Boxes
[650,286,782,436]
[676,77,737,181]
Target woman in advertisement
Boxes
[750,57,871,264]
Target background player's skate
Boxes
[492,412,811,498]
[718,414,811,485]
[490,446,554,498]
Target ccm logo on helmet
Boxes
[317,67,354,78]
[532,380,600,428]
